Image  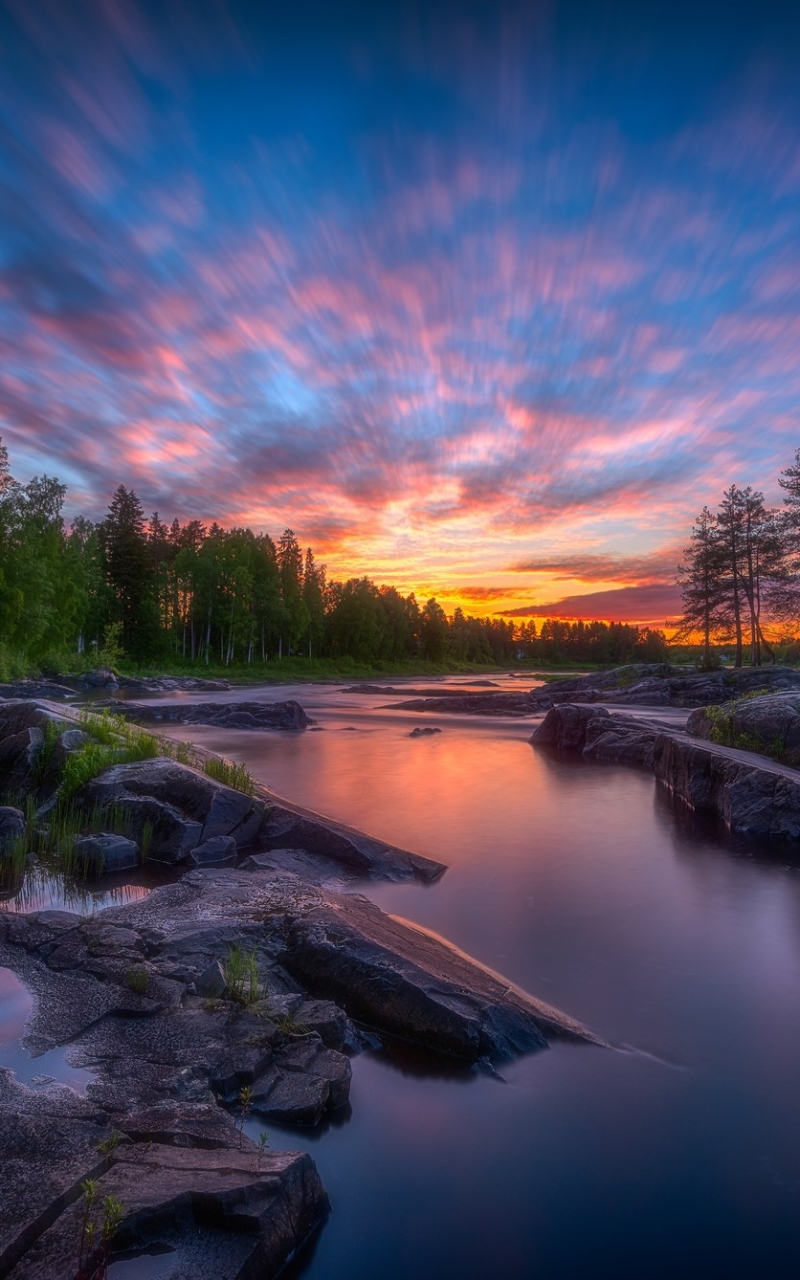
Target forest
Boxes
[0,440,666,675]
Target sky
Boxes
[1,0,800,627]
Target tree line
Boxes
[0,439,668,672]
[676,448,800,667]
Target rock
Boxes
[76,666,119,687]
[389,692,538,716]
[258,798,446,883]
[261,880,601,1062]
[79,758,266,865]
[6,1141,328,1280]
[0,806,25,852]
[531,702,800,845]
[409,726,442,737]
[532,704,610,750]
[188,835,238,866]
[72,833,140,875]
[652,734,800,840]
[95,869,599,1064]
[249,1036,352,1126]
[0,727,44,797]
[528,664,800,712]
[0,679,76,701]
[120,699,311,731]
[195,959,227,998]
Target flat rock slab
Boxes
[7,1142,327,1280]
[527,663,800,711]
[388,692,537,716]
[99,869,598,1062]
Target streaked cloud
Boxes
[0,1,799,622]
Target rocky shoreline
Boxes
[531,701,800,843]
[0,697,597,1277]
[389,663,800,716]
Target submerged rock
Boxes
[72,833,139,874]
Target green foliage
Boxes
[58,710,159,799]
[203,755,254,795]
[223,944,261,1006]
[125,967,148,995]
[704,702,788,763]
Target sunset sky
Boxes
[1,1,799,626]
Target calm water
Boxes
[7,677,800,1277]
[168,680,800,1280]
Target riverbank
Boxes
[0,696,597,1278]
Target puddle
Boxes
[1,863,160,915]
[107,1245,178,1279]
[0,967,93,1091]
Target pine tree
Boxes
[99,486,155,658]
[675,507,727,668]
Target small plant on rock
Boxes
[238,1084,253,1149]
[125,967,148,996]
[223,943,261,1007]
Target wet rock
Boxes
[258,798,446,883]
[72,833,140,875]
[409,726,442,737]
[188,835,238,866]
[121,699,310,731]
[249,1036,352,1126]
[0,678,76,701]
[256,879,600,1062]
[0,806,25,852]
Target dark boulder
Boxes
[532,704,610,750]
[121,698,311,732]
[188,835,238,866]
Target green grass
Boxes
[704,702,788,763]
[223,943,261,1006]
[203,755,254,795]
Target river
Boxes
[6,675,800,1278]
